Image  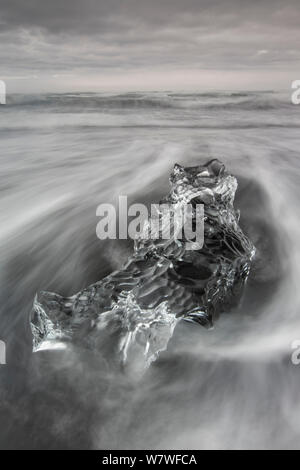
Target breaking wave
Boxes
[6,90,288,112]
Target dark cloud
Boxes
[0,0,299,91]
[1,0,300,33]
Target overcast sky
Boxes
[0,0,299,92]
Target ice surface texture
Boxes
[31,159,255,368]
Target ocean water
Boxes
[0,90,300,449]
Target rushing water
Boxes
[0,90,300,449]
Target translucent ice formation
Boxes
[31,159,255,369]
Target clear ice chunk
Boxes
[30,159,255,369]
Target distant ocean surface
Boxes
[1,90,300,449]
